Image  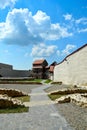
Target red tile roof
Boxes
[33,66,43,68]
[33,59,45,65]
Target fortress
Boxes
[54,44,87,86]
[0,44,87,86]
[0,63,29,77]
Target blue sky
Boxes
[0,0,87,70]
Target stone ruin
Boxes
[50,87,87,108]
[0,94,24,108]
[55,93,87,108]
[0,88,27,108]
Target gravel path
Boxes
[45,84,72,93]
[45,84,87,130]
[0,84,40,94]
[0,84,74,130]
[55,103,87,130]
[28,85,73,130]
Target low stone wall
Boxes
[56,94,87,108]
[49,88,87,95]
[0,88,27,97]
[50,88,87,108]
[0,94,24,108]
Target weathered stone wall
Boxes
[54,60,69,84]
[0,94,24,108]
[0,88,27,108]
[9,69,30,77]
[54,45,87,85]
[0,67,30,77]
[0,88,27,97]
[0,63,13,70]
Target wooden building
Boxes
[32,59,48,79]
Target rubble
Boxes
[0,88,27,97]
[0,88,28,109]
[56,93,87,108]
[0,94,24,108]
[49,87,87,108]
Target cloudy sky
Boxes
[0,0,87,70]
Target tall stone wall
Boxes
[0,63,13,70]
[0,68,30,77]
[11,70,30,77]
[0,68,13,77]
[0,63,30,77]
[54,45,87,86]
[54,61,69,84]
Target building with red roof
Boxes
[32,59,48,79]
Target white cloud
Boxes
[31,43,57,58]
[78,28,87,33]
[63,13,87,34]
[33,10,50,25]
[45,23,72,40]
[0,8,43,45]
[0,8,72,46]
[63,14,72,20]
[0,0,17,9]
[56,44,76,58]
[76,17,87,25]
[62,44,76,55]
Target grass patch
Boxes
[33,79,43,82]
[0,95,30,114]
[48,94,62,100]
[0,106,29,114]
[0,78,42,84]
[0,81,42,84]
[14,95,30,103]
[44,79,52,84]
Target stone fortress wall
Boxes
[54,44,87,86]
[0,63,29,77]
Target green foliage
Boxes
[44,79,52,84]
[0,106,29,113]
[0,95,30,113]
[33,79,43,82]
[14,95,30,103]
[48,94,62,100]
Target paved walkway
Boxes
[0,84,74,130]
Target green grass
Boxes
[15,79,42,82]
[48,94,62,100]
[44,79,52,84]
[33,79,43,82]
[0,95,30,114]
[14,95,30,103]
[0,106,29,114]
[0,78,43,84]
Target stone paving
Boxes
[0,84,74,130]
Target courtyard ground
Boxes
[45,84,87,130]
[0,84,87,129]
